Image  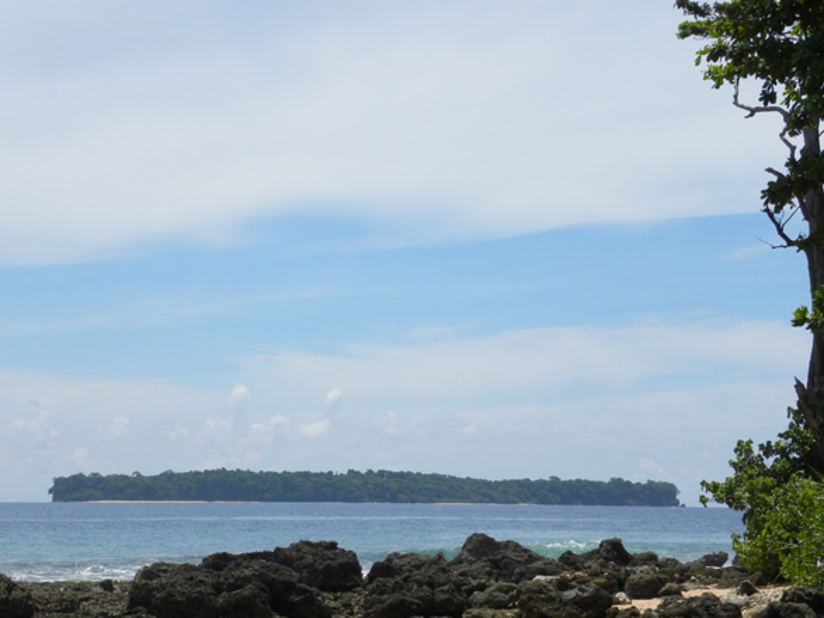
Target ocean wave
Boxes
[3,539,608,582]
[6,562,142,583]
[536,540,600,558]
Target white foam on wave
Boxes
[538,540,600,558]
[7,561,145,583]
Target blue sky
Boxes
[0,2,812,504]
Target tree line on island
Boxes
[48,469,680,506]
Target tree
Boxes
[676,0,824,466]
[699,407,820,576]
[677,1,824,586]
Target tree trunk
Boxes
[798,123,824,468]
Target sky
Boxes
[0,1,812,505]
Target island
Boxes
[49,469,680,505]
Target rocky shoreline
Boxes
[1,534,817,618]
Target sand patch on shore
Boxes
[618,584,789,612]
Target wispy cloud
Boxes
[0,3,778,265]
[726,243,772,261]
[0,286,348,336]
[242,320,807,404]
[0,318,800,502]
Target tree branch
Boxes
[763,205,798,248]
[786,202,802,228]
[756,236,790,250]
[779,128,798,160]
[733,80,790,121]
[733,81,796,160]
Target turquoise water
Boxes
[0,502,743,582]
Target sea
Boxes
[0,502,744,582]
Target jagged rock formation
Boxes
[1,535,816,618]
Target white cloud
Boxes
[297,420,330,440]
[639,457,669,479]
[229,384,250,405]
[383,410,404,437]
[202,418,232,439]
[106,416,130,440]
[71,448,89,469]
[726,243,772,261]
[324,388,343,408]
[11,410,59,447]
[244,320,807,404]
[249,415,289,444]
[227,384,251,427]
[0,3,782,265]
[166,427,191,442]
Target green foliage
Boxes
[676,1,824,250]
[700,408,822,582]
[737,475,824,588]
[48,469,681,506]
[675,0,824,133]
[700,407,817,508]
[792,285,824,334]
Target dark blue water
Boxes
[0,502,743,581]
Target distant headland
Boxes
[48,469,680,506]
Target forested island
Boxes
[49,469,680,505]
